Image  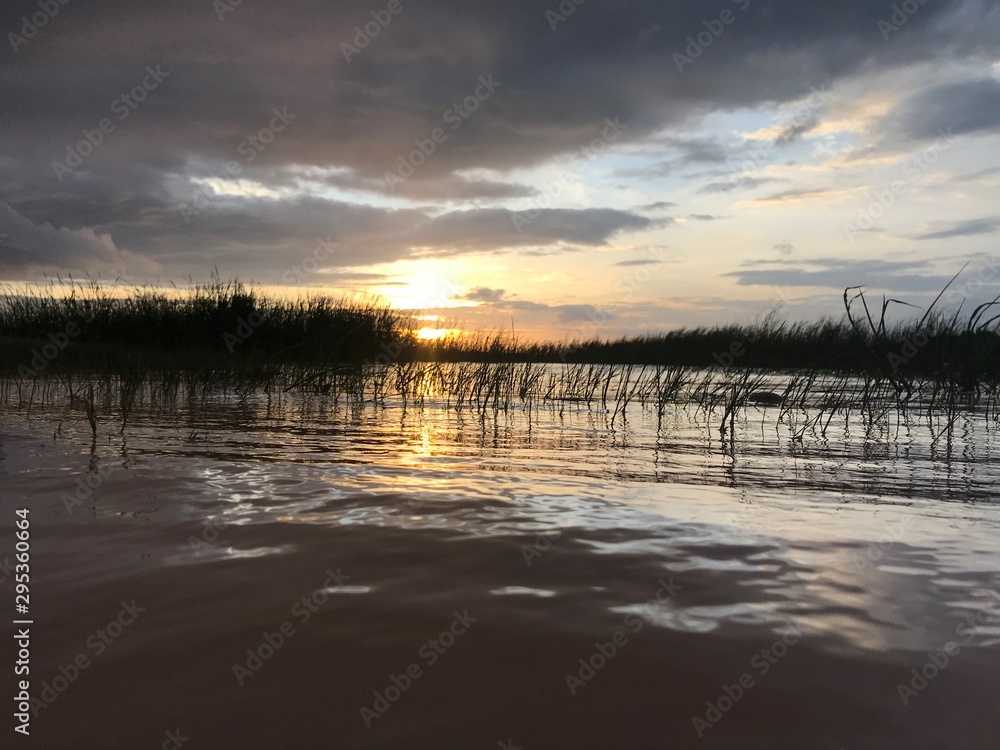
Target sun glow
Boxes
[414,328,461,341]
[377,274,467,311]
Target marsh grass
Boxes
[0,276,406,367]
[3,276,998,378]
[1,276,999,439]
[2,356,997,445]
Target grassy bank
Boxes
[2,278,998,387]
[0,278,406,372]
[2,278,998,440]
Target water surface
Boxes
[2,371,999,749]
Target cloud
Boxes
[697,176,784,194]
[745,186,855,204]
[311,168,539,201]
[617,136,730,178]
[5,0,994,182]
[1,0,998,283]
[914,217,1000,240]
[556,305,607,324]
[613,259,661,267]
[0,159,654,277]
[773,116,821,146]
[415,207,654,251]
[0,202,159,277]
[723,257,960,293]
[953,167,1000,183]
[883,78,1000,142]
[637,201,675,212]
[461,286,507,303]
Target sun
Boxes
[414,328,463,341]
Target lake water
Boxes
[2,367,999,749]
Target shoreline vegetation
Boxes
[1,276,998,438]
[2,277,998,375]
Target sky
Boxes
[2,0,999,340]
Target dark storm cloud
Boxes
[882,79,1000,142]
[414,207,653,251]
[0,201,159,276]
[1,0,998,277]
[0,170,652,278]
[6,0,994,175]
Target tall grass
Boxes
[0,276,407,368]
[2,276,998,388]
[415,294,1000,382]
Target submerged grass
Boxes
[4,359,996,450]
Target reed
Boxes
[3,276,998,383]
[1,275,998,443]
[0,275,407,369]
